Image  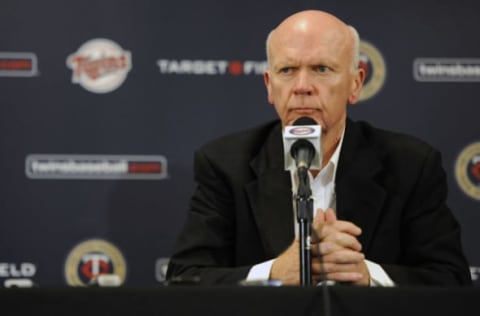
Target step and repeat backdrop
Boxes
[1,0,480,287]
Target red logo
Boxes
[0,52,38,77]
[66,39,132,93]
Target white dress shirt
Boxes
[246,129,395,287]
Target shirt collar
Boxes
[323,127,345,183]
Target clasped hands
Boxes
[270,208,370,286]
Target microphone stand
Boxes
[296,166,313,286]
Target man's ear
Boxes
[264,70,274,105]
[348,68,366,105]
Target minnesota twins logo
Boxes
[455,142,480,201]
[66,38,132,93]
[358,40,386,102]
[64,239,127,286]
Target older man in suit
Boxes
[166,10,472,287]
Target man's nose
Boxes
[293,70,314,95]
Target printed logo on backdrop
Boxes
[414,58,480,82]
[0,52,39,77]
[358,40,386,102]
[64,239,126,286]
[66,39,132,93]
[0,262,37,288]
[157,59,267,76]
[455,142,480,201]
[25,154,167,180]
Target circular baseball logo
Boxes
[66,38,132,93]
[64,239,127,286]
[358,40,386,102]
[455,142,480,201]
[290,127,315,136]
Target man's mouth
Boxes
[291,108,317,115]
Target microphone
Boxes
[291,138,315,170]
[284,117,321,286]
[283,117,322,171]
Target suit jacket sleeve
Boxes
[166,147,252,285]
[378,147,471,286]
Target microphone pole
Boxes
[296,165,313,286]
[285,116,320,287]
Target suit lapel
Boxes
[245,122,295,258]
[335,119,387,252]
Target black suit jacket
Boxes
[167,118,472,286]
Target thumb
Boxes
[313,208,326,226]
[324,208,337,223]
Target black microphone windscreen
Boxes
[293,116,316,126]
[291,139,313,154]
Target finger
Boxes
[315,223,362,244]
[311,241,363,264]
[324,208,337,223]
[322,232,363,251]
[312,260,364,275]
[324,271,364,283]
[331,220,362,236]
[321,250,365,264]
[312,227,362,251]
[311,260,368,285]
[311,262,360,282]
[313,208,326,226]
[311,241,341,256]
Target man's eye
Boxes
[314,66,329,73]
[279,67,292,74]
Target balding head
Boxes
[262,9,366,136]
[266,10,360,73]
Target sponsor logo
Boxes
[455,142,480,201]
[0,262,36,278]
[157,59,266,76]
[0,52,38,77]
[0,262,37,288]
[358,40,386,102]
[25,154,167,180]
[3,279,35,288]
[64,239,126,286]
[414,58,480,82]
[290,127,316,136]
[66,39,132,93]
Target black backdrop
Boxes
[1,0,480,287]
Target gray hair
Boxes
[348,25,360,73]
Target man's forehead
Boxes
[270,53,339,69]
[271,33,347,59]
[273,11,349,38]
[272,23,348,50]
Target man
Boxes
[166,10,472,286]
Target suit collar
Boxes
[246,121,295,257]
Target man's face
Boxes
[264,26,364,136]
